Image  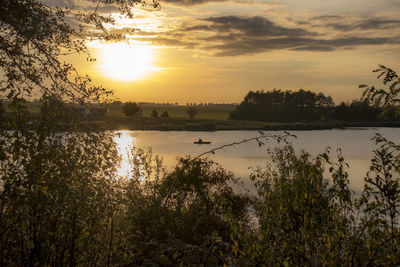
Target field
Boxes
[4,101,400,131]
[7,102,234,121]
[108,103,234,120]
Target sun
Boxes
[98,41,159,81]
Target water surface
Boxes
[115,128,400,193]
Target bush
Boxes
[245,145,352,265]
[161,110,169,118]
[122,102,142,117]
[151,109,158,119]
[0,130,120,266]
[121,154,250,245]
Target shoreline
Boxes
[2,116,400,131]
[104,119,400,131]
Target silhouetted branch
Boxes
[193,131,296,160]
[162,131,296,208]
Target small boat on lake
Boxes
[194,138,211,144]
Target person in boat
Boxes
[198,138,203,143]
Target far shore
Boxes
[3,101,400,132]
[102,118,400,131]
[2,113,400,132]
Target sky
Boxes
[63,0,400,104]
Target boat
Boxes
[194,141,212,144]
[194,138,211,144]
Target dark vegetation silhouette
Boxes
[161,110,169,118]
[151,109,158,119]
[0,101,3,120]
[1,0,400,265]
[122,102,142,117]
[230,89,392,122]
[187,107,198,120]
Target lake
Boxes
[114,128,400,193]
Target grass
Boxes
[7,102,234,121]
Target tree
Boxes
[1,0,161,106]
[0,101,4,119]
[229,89,335,122]
[0,1,157,265]
[122,102,142,117]
[151,109,158,119]
[187,107,197,120]
[161,110,169,118]
[249,145,353,266]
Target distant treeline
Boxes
[14,100,237,108]
[230,89,398,122]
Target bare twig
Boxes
[193,131,296,161]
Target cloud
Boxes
[101,12,400,57]
[143,15,398,56]
[206,36,396,56]
[161,0,227,5]
[161,0,283,7]
[198,16,312,37]
[327,19,400,31]
[312,15,344,20]
[308,15,400,32]
[135,36,198,48]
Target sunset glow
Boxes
[98,41,159,82]
[82,0,400,104]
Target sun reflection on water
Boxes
[114,131,135,178]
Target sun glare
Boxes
[114,131,135,177]
[98,41,159,81]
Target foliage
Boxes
[0,129,121,266]
[230,89,390,122]
[122,102,142,117]
[186,107,198,120]
[120,154,250,245]
[228,141,399,266]
[355,134,400,265]
[161,110,169,118]
[230,89,334,122]
[361,65,400,118]
[333,100,382,121]
[2,117,400,265]
[2,0,400,263]
[151,109,158,119]
[0,0,152,104]
[244,145,353,265]
[352,67,400,265]
[0,101,3,119]
[125,237,252,266]
[0,0,156,266]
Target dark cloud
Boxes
[135,37,198,48]
[292,45,333,52]
[312,15,344,20]
[167,15,397,56]
[206,36,396,56]
[327,19,400,31]
[161,0,227,6]
[199,16,312,37]
[308,15,400,32]
[161,0,283,7]
[120,15,400,56]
